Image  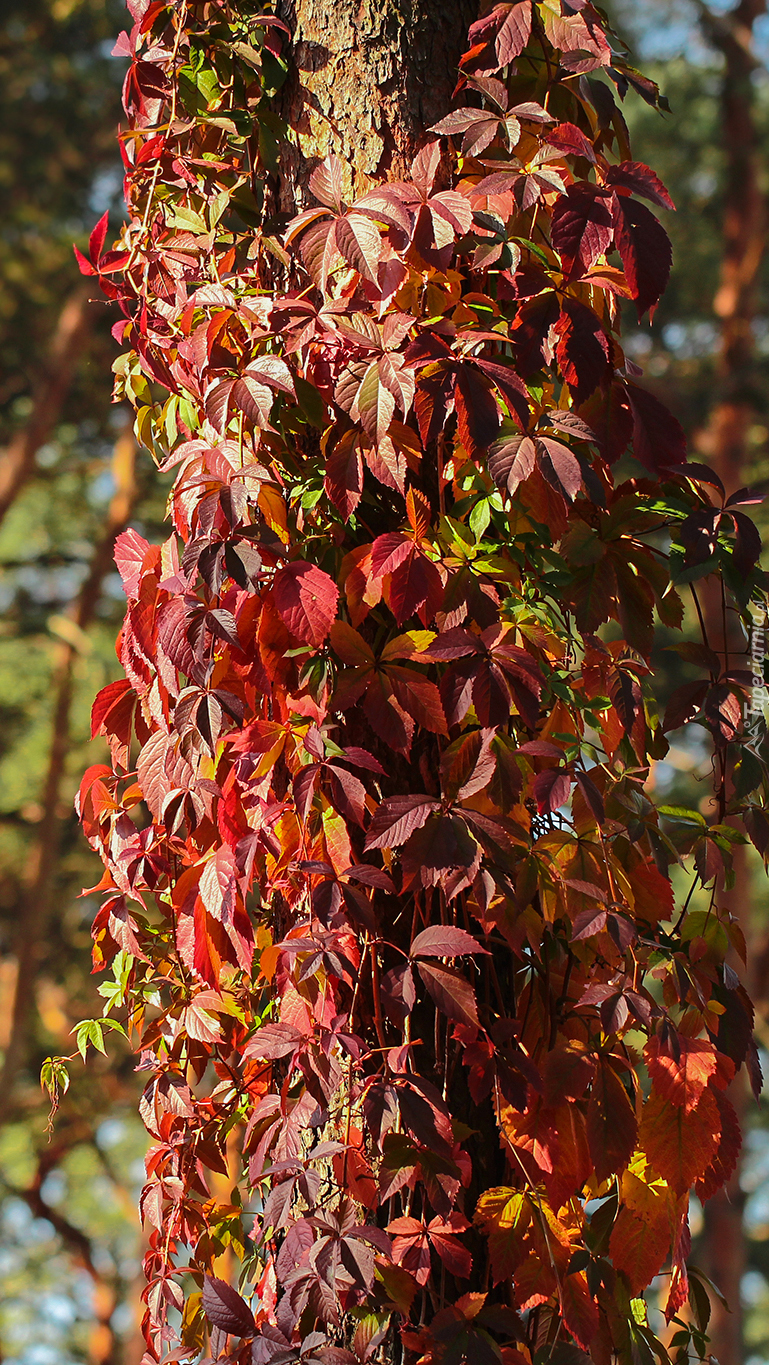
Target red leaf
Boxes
[199,844,238,923]
[561,1272,598,1351]
[645,1035,720,1113]
[537,435,583,500]
[114,528,151,599]
[410,926,484,959]
[551,185,613,280]
[495,1,533,64]
[245,353,296,396]
[136,730,193,821]
[625,383,687,472]
[370,532,413,579]
[91,678,133,739]
[639,1086,720,1194]
[533,768,572,814]
[205,378,236,433]
[272,561,339,645]
[202,1276,255,1337]
[578,382,634,464]
[89,210,110,266]
[704,683,742,743]
[570,906,608,941]
[386,666,448,736]
[546,122,597,163]
[474,359,531,428]
[611,194,672,318]
[243,1023,304,1060]
[553,300,610,401]
[231,375,274,427]
[330,619,374,667]
[417,960,480,1027]
[425,626,479,661]
[609,1178,675,1296]
[351,363,396,441]
[309,155,346,211]
[455,365,500,457]
[586,1059,637,1183]
[74,243,96,276]
[663,680,707,733]
[488,433,537,496]
[386,548,443,626]
[336,212,383,282]
[365,795,439,849]
[695,1090,742,1202]
[606,161,674,211]
[429,1216,473,1279]
[573,770,605,825]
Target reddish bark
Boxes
[695,6,768,1361]
[275,0,479,204]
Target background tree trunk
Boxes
[0,422,138,1125]
[695,0,767,489]
[275,0,479,205]
[0,285,93,530]
[694,5,768,1362]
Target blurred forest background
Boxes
[0,1,768,1363]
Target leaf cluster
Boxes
[73,2,769,1364]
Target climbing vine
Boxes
[56,1,769,1362]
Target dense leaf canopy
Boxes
[70,2,769,1363]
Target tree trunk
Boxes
[0,423,138,1124]
[695,0,767,487]
[694,5,767,1361]
[0,285,93,530]
[275,0,479,205]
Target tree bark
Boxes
[275,0,479,206]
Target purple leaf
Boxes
[571,907,608,941]
[417,961,480,1027]
[533,768,572,814]
[605,161,674,210]
[364,795,439,849]
[410,925,485,958]
[202,1275,256,1337]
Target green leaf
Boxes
[40,1056,70,1102]
[73,1017,124,1059]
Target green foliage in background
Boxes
[0,3,162,1362]
[611,4,769,1361]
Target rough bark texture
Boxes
[275,0,479,206]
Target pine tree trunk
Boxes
[275,0,479,207]
[696,0,767,488]
[0,424,138,1125]
[695,5,767,1362]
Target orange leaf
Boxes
[639,1086,720,1195]
[609,1164,680,1294]
[586,1058,637,1184]
[695,1089,742,1202]
[627,859,674,924]
[561,1270,598,1350]
[474,1187,530,1282]
[644,1034,721,1113]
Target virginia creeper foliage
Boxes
[70,2,769,1363]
